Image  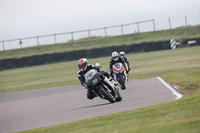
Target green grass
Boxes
[0,46,200,93]
[18,68,200,133]
[163,68,200,96]
[1,25,200,59]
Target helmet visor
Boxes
[113,56,118,60]
[79,64,85,69]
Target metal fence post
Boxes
[88,30,91,38]
[2,41,5,51]
[19,39,23,48]
[71,32,74,41]
[168,17,172,29]
[121,25,124,35]
[54,34,57,44]
[185,15,188,27]
[37,37,40,46]
[104,27,107,37]
[137,22,140,33]
[153,19,156,31]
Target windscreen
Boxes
[85,69,97,82]
[113,63,121,68]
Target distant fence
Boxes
[0,37,199,71]
[1,13,200,51]
[1,19,156,51]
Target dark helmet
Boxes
[78,58,88,71]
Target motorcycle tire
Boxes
[99,87,116,103]
[119,76,126,90]
[115,91,122,102]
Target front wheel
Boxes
[119,76,126,90]
[99,87,116,103]
[115,90,122,102]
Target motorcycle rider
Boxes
[95,63,110,78]
[95,63,106,73]
[119,51,130,74]
[109,51,127,78]
[95,63,118,85]
[77,58,112,100]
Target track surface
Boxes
[0,78,178,133]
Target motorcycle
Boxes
[112,63,128,90]
[85,69,122,103]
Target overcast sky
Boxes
[0,0,200,42]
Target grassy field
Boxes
[0,46,199,132]
[0,46,200,93]
[0,25,200,59]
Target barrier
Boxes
[103,46,114,56]
[123,45,134,53]
[4,59,15,69]
[0,38,199,71]
[25,56,36,66]
[143,42,153,52]
[152,41,162,51]
[15,58,25,68]
[35,55,45,65]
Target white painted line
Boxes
[156,77,183,100]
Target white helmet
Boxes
[112,51,119,61]
[119,51,125,57]
[95,63,100,67]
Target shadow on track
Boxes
[65,102,111,112]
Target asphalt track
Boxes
[0,77,182,133]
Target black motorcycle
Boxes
[85,69,122,103]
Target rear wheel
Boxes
[99,87,116,103]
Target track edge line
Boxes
[156,76,183,100]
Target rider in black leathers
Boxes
[119,51,130,74]
[77,58,111,100]
[95,63,110,78]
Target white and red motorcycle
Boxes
[112,63,128,90]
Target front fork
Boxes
[113,71,128,84]
[103,77,118,98]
